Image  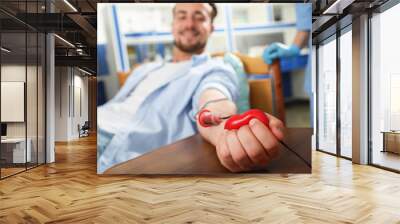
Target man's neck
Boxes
[172,47,204,63]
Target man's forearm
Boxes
[196,89,237,146]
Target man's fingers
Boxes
[249,118,279,158]
[216,132,241,172]
[236,125,269,166]
[226,130,253,170]
[265,114,285,141]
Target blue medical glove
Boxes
[262,42,301,64]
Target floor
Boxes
[0,135,400,223]
[1,163,42,178]
[1,167,25,177]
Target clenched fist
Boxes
[215,113,284,172]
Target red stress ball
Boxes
[224,109,269,130]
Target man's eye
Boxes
[177,16,186,20]
[195,15,205,21]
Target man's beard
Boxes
[174,38,207,54]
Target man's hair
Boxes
[173,3,218,23]
[208,3,218,23]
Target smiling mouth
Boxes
[180,30,199,37]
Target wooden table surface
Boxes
[104,128,312,175]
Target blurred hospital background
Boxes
[97,3,310,127]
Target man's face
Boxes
[172,3,214,54]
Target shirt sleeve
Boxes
[296,3,312,31]
[189,64,240,123]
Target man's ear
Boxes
[211,24,214,33]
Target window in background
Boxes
[230,3,296,57]
[27,30,38,170]
[317,36,337,155]
[235,3,297,24]
[390,74,400,130]
[115,3,230,64]
[108,3,297,65]
[1,30,28,178]
[38,31,46,165]
[371,3,400,171]
[339,28,352,158]
[0,0,47,179]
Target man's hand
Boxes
[195,89,285,172]
[215,113,284,172]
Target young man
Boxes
[98,3,284,173]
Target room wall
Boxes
[54,66,69,141]
[54,67,89,141]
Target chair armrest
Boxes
[232,52,270,75]
[117,71,131,87]
[117,64,140,87]
[248,79,274,114]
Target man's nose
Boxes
[182,17,195,30]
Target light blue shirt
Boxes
[97,53,239,173]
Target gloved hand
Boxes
[262,42,301,64]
